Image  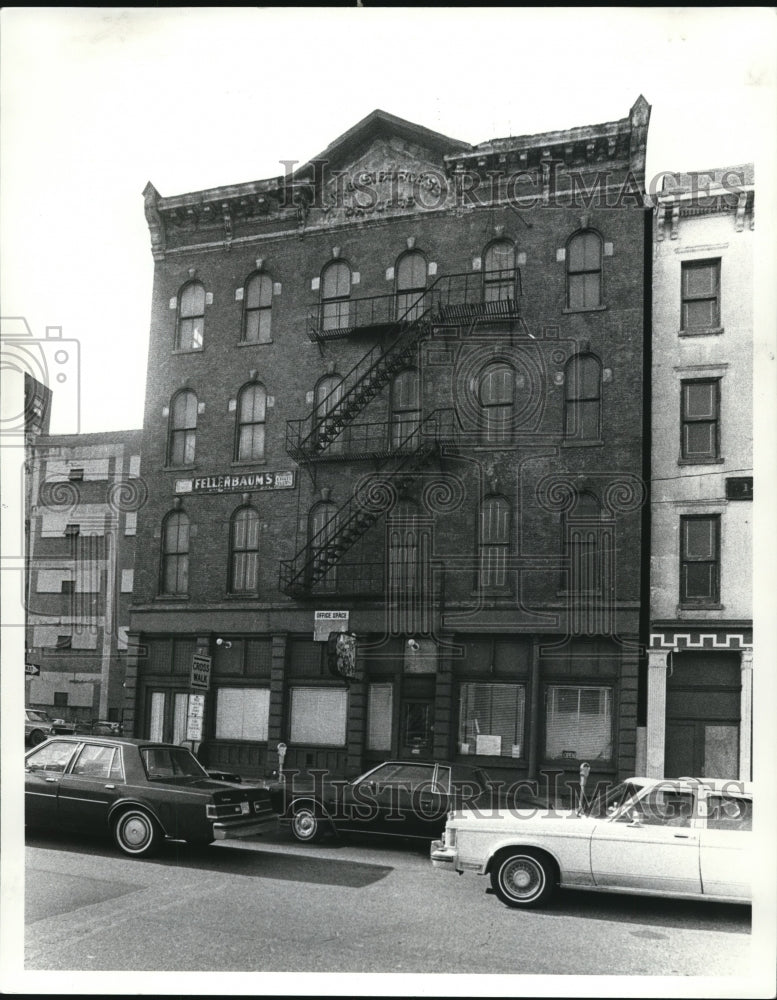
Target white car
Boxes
[431,776,752,908]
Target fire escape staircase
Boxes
[287,269,523,464]
[279,409,458,597]
[280,269,523,596]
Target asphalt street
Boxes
[15,825,759,986]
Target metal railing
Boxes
[279,409,459,596]
[307,291,425,342]
[289,269,522,463]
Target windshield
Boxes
[141,746,209,780]
[585,780,644,818]
[27,710,51,723]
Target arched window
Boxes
[388,498,421,602]
[161,510,190,595]
[308,501,338,588]
[564,353,602,440]
[390,369,421,450]
[235,383,267,462]
[229,506,260,593]
[168,390,198,467]
[321,261,351,332]
[479,495,511,591]
[242,273,273,344]
[483,240,516,304]
[566,231,603,309]
[395,251,427,321]
[478,362,514,444]
[176,281,205,351]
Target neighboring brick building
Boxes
[647,165,754,780]
[25,429,143,726]
[126,98,652,797]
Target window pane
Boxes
[458,683,525,757]
[323,262,350,299]
[684,382,716,419]
[684,518,716,559]
[485,241,515,276]
[684,422,715,458]
[684,262,717,297]
[683,563,715,600]
[397,252,426,290]
[149,692,165,742]
[239,425,265,461]
[545,685,612,760]
[368,683,393,751]
[290,687,348,745]
[215,688,270,741]
[173,693,189,746]
[240,386,266,423]
[684,299,716,329]
[246,274,272,308]
[180,283,205,317]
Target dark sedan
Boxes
[25,736,278,858]
[275,760,493,844]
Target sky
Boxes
[1,7,775,435]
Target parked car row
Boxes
[25,736,753,911]
[25,709,122,746]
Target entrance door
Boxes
[400,700,434,759]
[145,688,191,744]
[665,652,741,779]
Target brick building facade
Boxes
[125,98,652,798]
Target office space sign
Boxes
[314,610,349,642]
[175,471,296,495]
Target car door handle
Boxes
[45,777,57,783]
[104,784,115,790]
[673,833,691,839]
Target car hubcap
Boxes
[123,817,149,847]
[295,813,315,837]
[504,859,541,897]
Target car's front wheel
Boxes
[113,809,161,858]
[28,729,47,746]
[490,849,556,908]
[290,803,324,843]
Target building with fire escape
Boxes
[125,98,652,797]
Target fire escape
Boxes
[279,270,523,597]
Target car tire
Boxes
[290,803,325,843]
[490,849,556,909]
[113,809,162,858]
[28,729,47,746]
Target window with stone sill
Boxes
[168,390,198,467]
[242,272,273,344]
[681,259,721,334]
[681,378,720,462]
[680,514,720,605]
[566,230,603,310]
[175,280,205,351]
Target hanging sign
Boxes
[314,610,349,642]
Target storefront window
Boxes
[215,687,270,741]
[290,687,348,745]
[545,685,612,761]
[458,683,525,757]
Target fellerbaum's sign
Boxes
[175,471,295,495]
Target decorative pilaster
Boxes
[739,649,753,781]
[268,633,287,767]
[646,649,668,777]
[122,630,143,738]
